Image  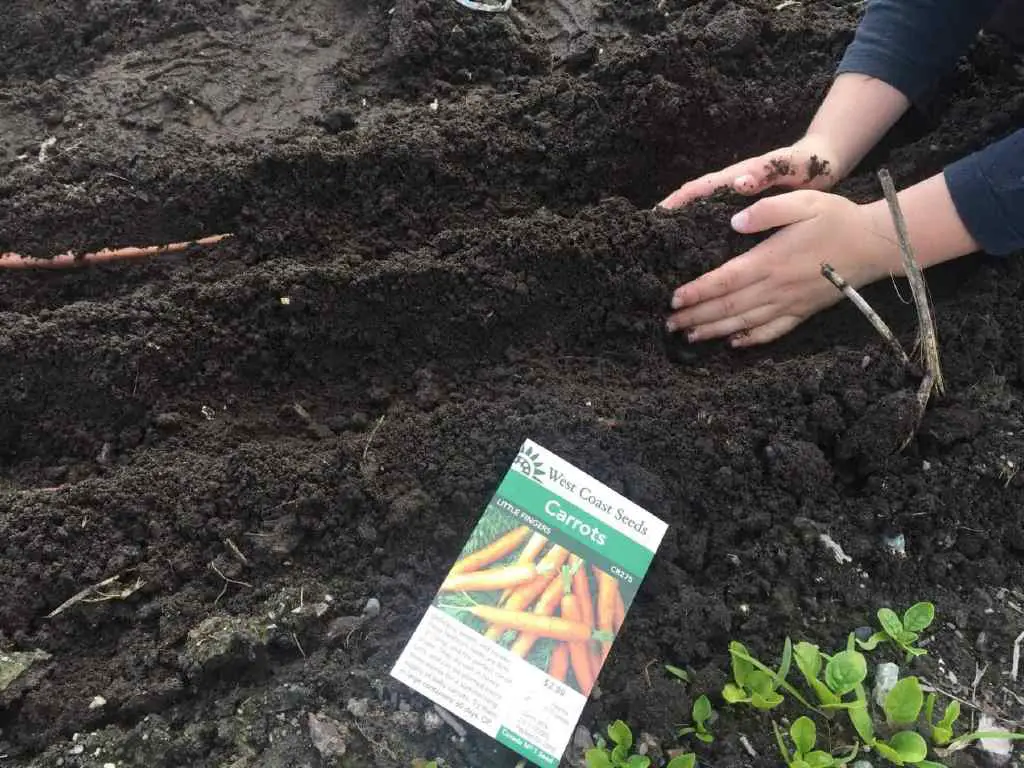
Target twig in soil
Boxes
[224,538,249,566]
[45,573,145,618]
[0,233,232,270]
[878,168,945,397]
[292,631,306,659]
[361,414,386,461]
[921,678,1022,728]
[1012,629,1024,681]
[351,720,398,761]
[738,734,758,758]
[821,263,910,368]
[452,0,512,11]
[209,561,252,606]
[433,704,468,740]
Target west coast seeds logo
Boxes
[513,443,545,480]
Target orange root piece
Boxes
[0,233,233,270]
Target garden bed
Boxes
[1,0,1022,766]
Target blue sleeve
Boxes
[836,0,1002,104]
[944,131,1024,256]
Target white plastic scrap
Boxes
[872,663,899,708]
[976,714,1014,765]
[453,0,512,11]
[884,533,907,558]
[820,534,852,564]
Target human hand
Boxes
[656,134,842,210]
[664,190,898,347]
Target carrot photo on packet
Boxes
[431,504,625,696]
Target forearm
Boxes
[861,172,980,280]
[804,72,910,179]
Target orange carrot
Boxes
[549,643,569,681]
[465,605,601,642]
[508,571,569,656]
[499,531,548,604]
[449,526,531,576]
[561,591,595,694]
[571,556,595,629]
[594,566,618,662]
[484,546,568,640]
[439,563,543,592]
[613,589,626,633]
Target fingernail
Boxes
[665,320,676,332]
[671,294,684,310]
[734,174,755,189]
[686,330,697,343]
[730,210,749,231]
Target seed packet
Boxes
[391,439,668,767]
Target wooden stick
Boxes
[0,233,232,270]
[877,168,944,396]
[821,263,911,368]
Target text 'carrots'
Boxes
[439,563,542,592]
[449,525,531,576]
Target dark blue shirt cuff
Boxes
[944,130,1024,256]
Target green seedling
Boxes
[924,693,959,746]
[773,716,859,768]
[666,753,697,768]
[666,664,691,683]
[793,641,842,713]
[857,603,934,660]
[586,721,651,768]
[883,677,924,728]
[723,639,816,712]
[677,695,715,743]
[872,730,930,766]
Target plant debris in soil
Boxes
[1,0,1023,766]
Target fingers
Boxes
[656,148,802,210]
[729,315,801,347]
[666,279,773,336]
[669,252,768,312]
[682,303,781,343]
[730,190,821,234]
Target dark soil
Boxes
[2,1,1023,766]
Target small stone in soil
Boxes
[346,698,369,718]
[307,711,348,758]
[423,709,443,733]
[363,597,381,617]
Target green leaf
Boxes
[666,755,696,768]
[903,602,935,632]
[626,756,650,768]
[847,690,875,744]
[729,641,754,687]
[885,677,924,725]
[939,700,960,729]
[666,664,691,682]
[873,740,905,765]
[857,632,888,651]
[878,608,904,639]
[888,731,928,763]
[825,650,867,696]
[748,670,778,696]
[897,630,919,646]
[608,721,632,749]
[794,642,823,681]
[809,677,841,708]
[915,762,947,768]
[805,751,835,768]
[776,637,794,689]
[692,695,712,726]
[792,761,811,768]
[751,690,784,710]
[677,727,695,738]
[931,725,953,746]
[722,683,748,704]
[906,647,928,658]
[611,743,629,763]
[585,748,613,768]
[924,692,936,724]
[696,732,714,744]
[791,716,816,755]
